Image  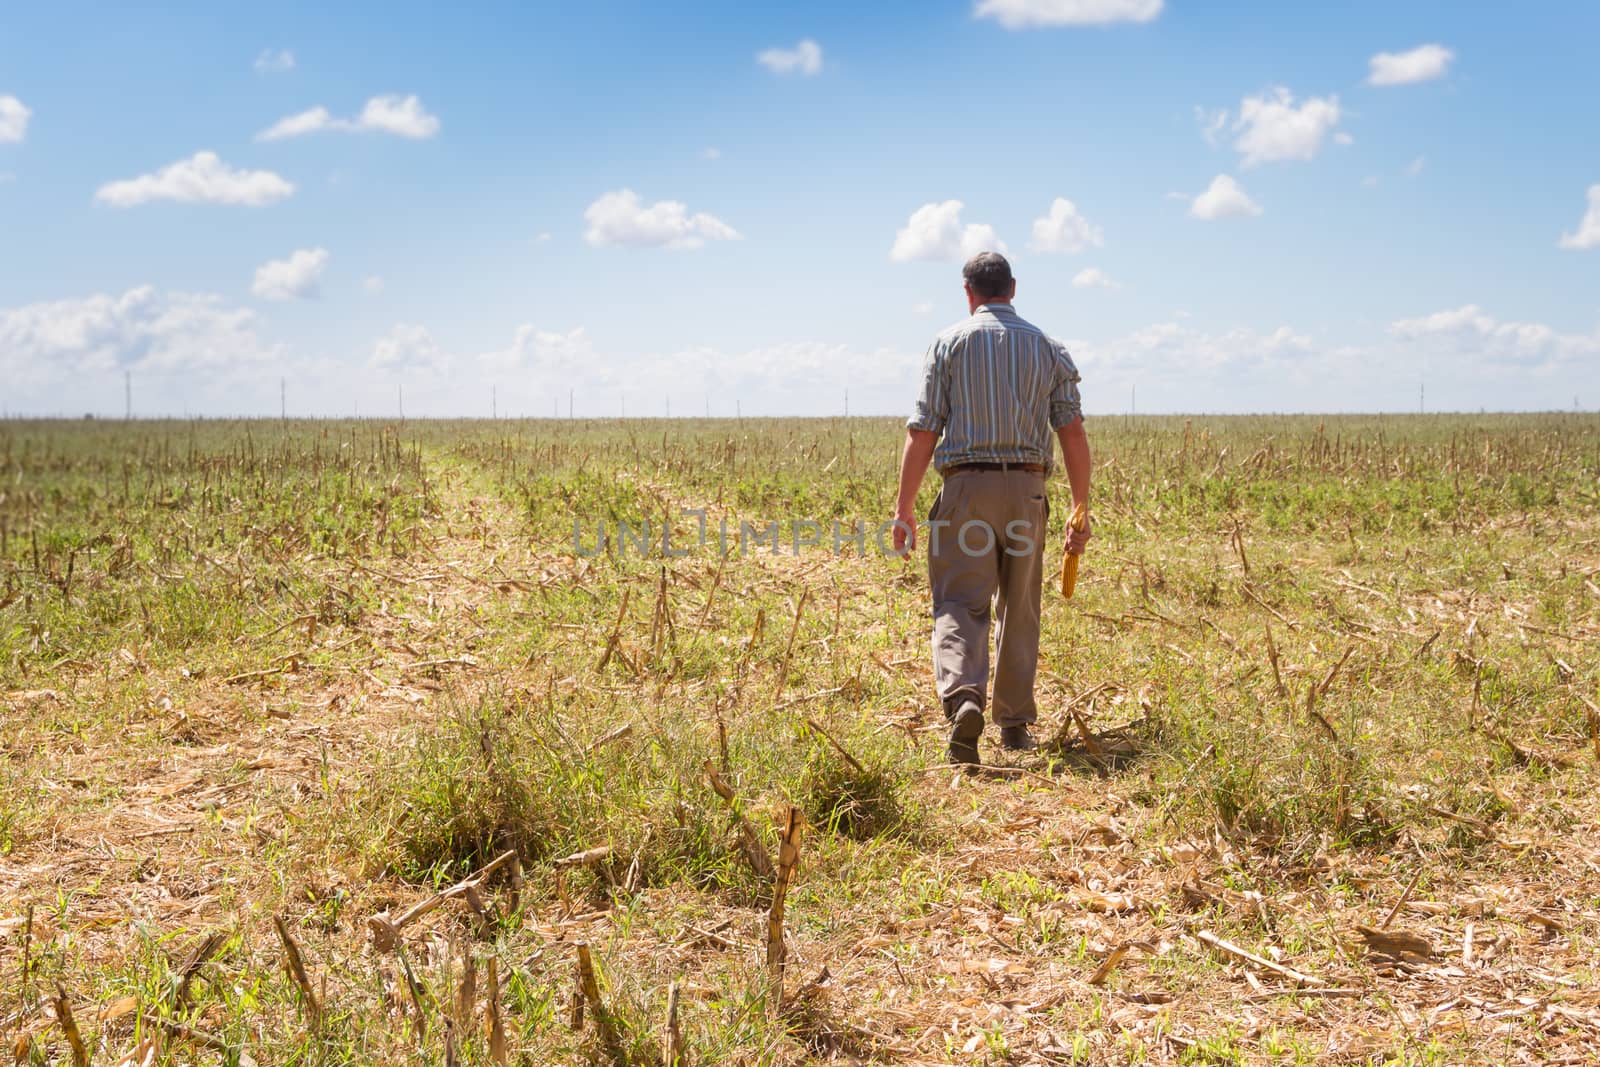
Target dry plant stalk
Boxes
[1483,722,1573,772]
[766,805,804,1011]
[1230,520,1251,575]
[1380,867,1425,930]
[772,589,810,703]
[173,928,227,1007]
[461,885,493,937]
[555,845,614,869]
[54,984,90,1067]
[396,945,431,1041]
[715,706,730,771]
[584,723,634,754]
[368,848,519,951]
[1196,930,1324,987]
[456,951,477,1027]
[1263,623,1286,697]
[1087,943,1131,985]
[703,759,776,879]
[694,552,725,635]
[804,717,866,774]
[747,606,766,653]
[574,942,623,1057]
[1410,628,1440,662]
[1469,665,1483,730]
[150,1016,255,1065]
[1578,692,1600,761]
[664,980,684,1066]
[273,916,322,1030]
[1355,924,1435,961]
[1071,707,1106,761]
[596,587,631,671]
[486,957,508,1064]
[21,904,33,988]
[111,1037,158,1067]
[1315,646,1355,703]
[649,565,668,663]
[507,854,524,918]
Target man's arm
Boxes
[1056,419,1092,555]
[892,428,938,556]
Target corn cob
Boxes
[1060,501,1088,599]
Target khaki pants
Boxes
[926,469,1048,727]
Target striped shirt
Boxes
[908,302,1083,474]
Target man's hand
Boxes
[1064,512,1092,556]
[1055,419,1093,557]
[890,507,917,557]
[893,429,938,560]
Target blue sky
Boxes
[2,0,1597,417]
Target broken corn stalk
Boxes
[1060,501,1087,599]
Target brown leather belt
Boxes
[943,461,1046,475]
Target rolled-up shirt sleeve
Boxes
[907,336,950,434]
[1048,343,1083,429]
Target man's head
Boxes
[962,251,1016,311]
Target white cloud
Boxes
[535,231,552,243]
[1189,174,1261,220]
[366,323,600,390]
[975,0,1162,29]
[654,341,919,399]
[1053,307,1595,411]
[94,151,294,207]
[1362,175,1380,188]
[1406,155,1426,177]
[1029,197,1104,253]
[252,248,329,301]
[912,300,935,315]
[756,39,822,76]
[583,189,741,249]
[1368,44,1454,87]
[1072,267,1119,289]
[1077,320,1313,383]
[1391,304,1598,370]
[1559,184,1600,251]
[416,324,923,414]
[1334,131,1354,146]
[0,287,274,388]
[370,323,448,374]
[486,324,922,411]
[258,107,333,141]
[1195,106,1227,147]
[0,95,31,143]
[734,341,919,391]
[254,48,295,74]
[406,309,1595,416]
[357,95,440,138]
[1223,88,1342,167]
[890,200,1006,262]
[701,146,722,160]
[480,325,596,376]
[256,94,440,141]
[363,275,385,294]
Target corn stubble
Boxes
[0,412,1597,1064]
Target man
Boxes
[892,251,1092,765]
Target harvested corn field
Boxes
[2,414,1599,1065]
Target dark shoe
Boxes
[1000,725,1037,752]
[947,701,984,765]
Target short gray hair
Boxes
[962,251,1014,300]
